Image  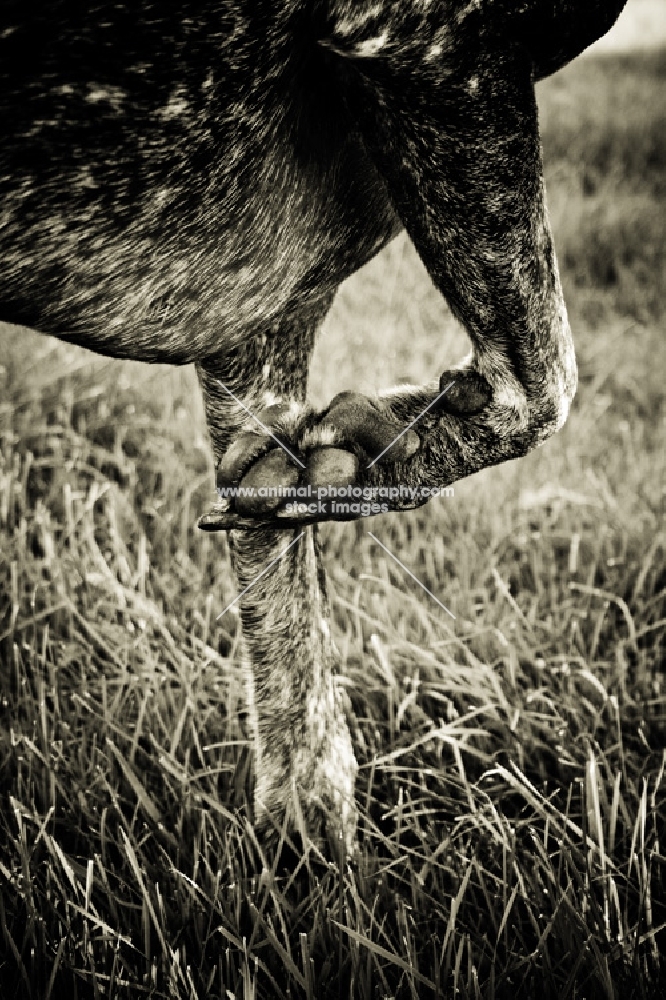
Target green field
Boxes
[0,50,664,999]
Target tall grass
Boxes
[0,51,664,999]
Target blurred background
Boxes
[0,2,664,996]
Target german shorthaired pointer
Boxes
[0,1,628,855]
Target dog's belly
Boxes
[0,4,399,362]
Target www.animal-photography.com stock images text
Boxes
[1,2,664,998]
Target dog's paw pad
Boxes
[306,447,358,489]
[236,450,299,515]
[323,393,420,464]
[217,431,269,488]
[436,370,492,416]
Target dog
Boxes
[0,0,628,855]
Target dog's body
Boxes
[0,1,628,853]
[0,3,399,357]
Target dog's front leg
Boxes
[199,38,576,528]
[197,294,358,856]
[319,35,577,509]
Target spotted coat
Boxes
[0,0,628,854]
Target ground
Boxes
[0,37,664,1000]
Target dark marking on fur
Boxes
[1,0,628,854]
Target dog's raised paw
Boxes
[198,389,429,530]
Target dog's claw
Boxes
[198,500,233,531]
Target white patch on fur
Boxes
[475,347,530,429]
[299,425,338,449]
[334,5,383,36]
[85,84,127,111]
[493,382,529,422]
[158,86,191,121]
[258,390,280,408]
[553,371,571,428]
[552,306,577,431]
[153,187,171,208]
[76,166,97,190]
[456,0,482,24]
[353,32,388,57]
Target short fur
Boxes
[0,0,628,853]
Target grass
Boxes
[0,49,665,1000]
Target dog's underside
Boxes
[0,1,628,854]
